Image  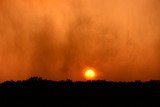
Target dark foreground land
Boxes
[0,77,160,106]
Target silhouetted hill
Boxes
[0,77,160,106]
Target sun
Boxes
[84,68,96,80]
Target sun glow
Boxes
[84,68,96,80]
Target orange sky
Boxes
[0,0,160,82]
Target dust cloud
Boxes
[0,0,160,81]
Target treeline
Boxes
[0,76,160,97]
[0,77,160,106]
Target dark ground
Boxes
[0,77,160,107]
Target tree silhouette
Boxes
[0,77,160,106]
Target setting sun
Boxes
[84,69,96,80]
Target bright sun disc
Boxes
[84,69,96,80]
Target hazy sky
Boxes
[0,0,160,81]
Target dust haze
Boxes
[0,0,160,81]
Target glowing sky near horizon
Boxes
[0,0,160,81]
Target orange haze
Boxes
[0,0,160,82]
